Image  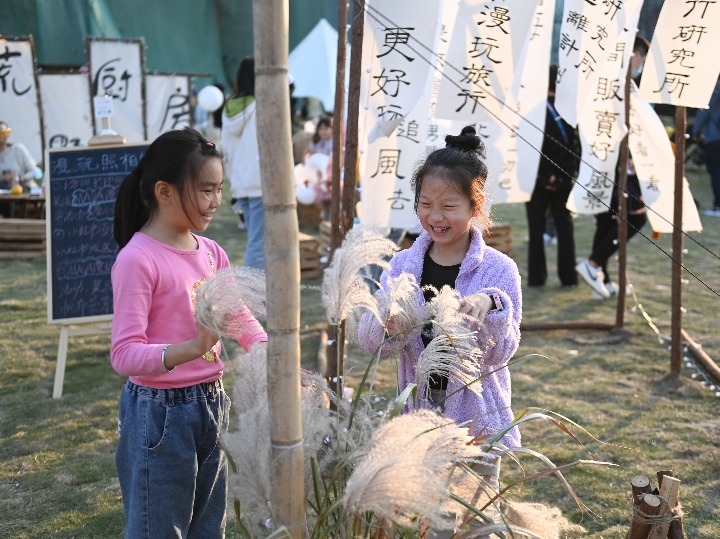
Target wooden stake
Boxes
[630,475,651,501]
[648,476,681,538]
[627,493,662,539]
[657,471,688,539]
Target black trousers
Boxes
[590,210,647,283]
[525,184,577,286]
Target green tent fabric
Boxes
[0,0,340,90]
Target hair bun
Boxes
[444,125,485,157]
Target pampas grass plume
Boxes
[343,410,486,529]
[322,226,397,325]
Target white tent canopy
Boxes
[289,18,349,112]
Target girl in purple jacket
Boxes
[358,125,522,451]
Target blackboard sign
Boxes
[46,143,148,324]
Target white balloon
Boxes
[197,86,225,112]
[294,163,314,187]
[295,183,316,205]
[305,152,329,182]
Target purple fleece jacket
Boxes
[357,224,522,448]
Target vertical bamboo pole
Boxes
[253,0,305,535]
[670,106,686,375]
[615,64,631,328]
[325,0,350,398]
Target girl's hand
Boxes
[194,323,220,356]
[385,317,398,336]
[459,293,493,329]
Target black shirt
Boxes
[420,250,461,390]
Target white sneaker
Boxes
[576,261,610,299]
[702,207,720,217]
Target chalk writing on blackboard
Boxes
[46,143,148,324]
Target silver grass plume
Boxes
[375,273,424,339]
[415,331,485,398]
[321,225,397,325]
[343,410,487,530]
[194,266,267,340]
[222,344,272,535]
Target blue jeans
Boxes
[238,196,265,270]
[116,380,230,539]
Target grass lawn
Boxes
[0,166,718,538]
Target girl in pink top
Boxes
[111,127,266,538]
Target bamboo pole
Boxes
[253,0,305,535]
[325,0,350,394]
[615,62,632,329]
[670,106,686,375]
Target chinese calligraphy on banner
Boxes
[639,0,720,107]
[555,0,643,128]
[435,0,537,124]
[145,74,191,141]
[628,83,702,233]
[358,0,442,228]
[0,37,44,165]
[38,73,94,150]
[88,38,146,142]
[488,0,556,204]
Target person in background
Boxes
[575,158,647,299]
[693,76,720,217]
[111,127,267,538]
[525,65,581,288]
[307,116,333,156]
[0,121,41,191]
[222,57,265,269]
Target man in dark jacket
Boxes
[525,65,581,287]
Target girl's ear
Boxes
[154,180,174,204]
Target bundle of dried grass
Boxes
[321,225,397,325]
[344,410,488,530]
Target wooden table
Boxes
[0,194,46,219]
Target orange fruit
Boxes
[10,184,23,195]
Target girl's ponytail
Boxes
[114,166,149,248]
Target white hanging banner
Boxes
[639,1,720,108]
[359,106,433,229]
[555,0,643,127]
[567,22,642,215]
[88,38,146,142]
[435,0,537,123]
[0,37,43,165]
[145,74,191,141]
[38,73,94,150]
[490,0,556,204]
[628,83,702,233]
[360,0,442,143]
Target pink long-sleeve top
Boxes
[111,232,267,389]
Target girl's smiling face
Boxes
[417,172,476,258]
[180,157,223,233]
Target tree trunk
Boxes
[253,0,305,536]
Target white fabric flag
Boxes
[38,73,94,150]
[145,74,191,141]
[567,22,642,215]
[555,0,643,127]
[88,39,146,142]
[435,0,537,123]
[629,83,702,233]
[489,0,556,204]
[359,0,443,145]
[639,1,720,108]
[0,38,43,165]
[357,0,443,228]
